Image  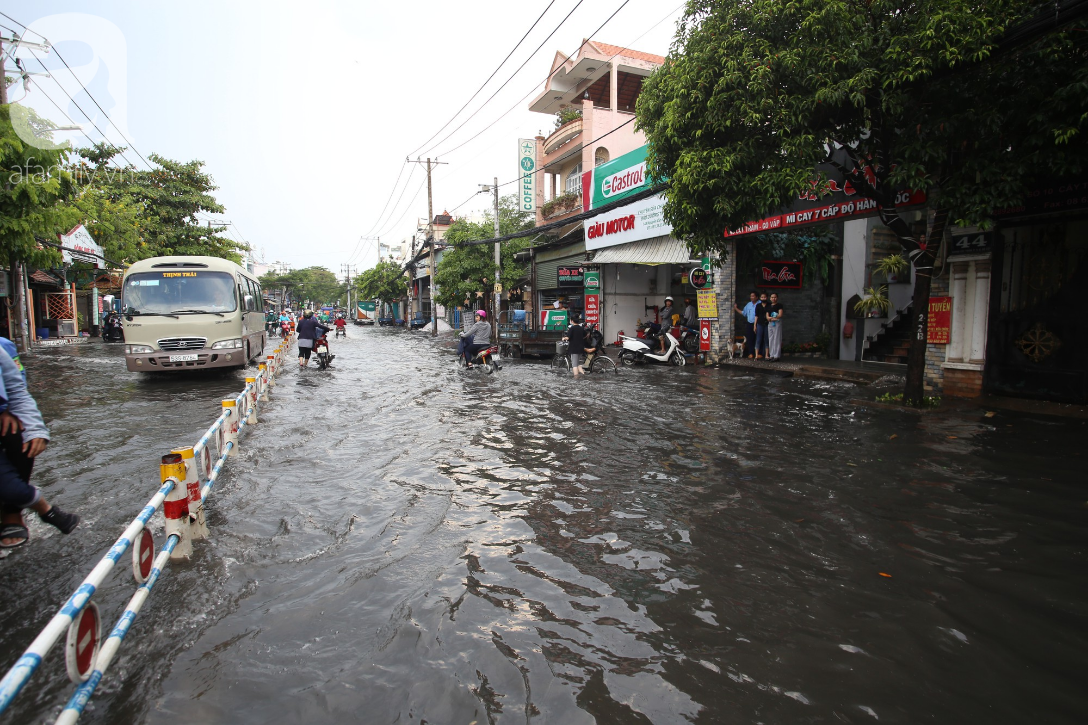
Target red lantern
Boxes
[842,321,854,339]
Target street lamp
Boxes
[479,179,501,339]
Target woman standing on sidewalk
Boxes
[767,293,785,361]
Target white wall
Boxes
[599,263,670,340]
[839,219,867,360]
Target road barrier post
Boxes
[266,355,277,386]
[160,453,192,559]
[171,446,208,541]
[244,377,258,425]
[218,400,239,457]
[258,363,269,401]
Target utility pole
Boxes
[492,177,501,342]
[408,157,447,336]
[3,36,28,352]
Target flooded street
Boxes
[1,328,1085,724]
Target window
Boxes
[594,147,610,167]
[122,271,237,314]
[565,163,582,194]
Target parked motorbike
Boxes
[619,328,686,367]
[678,325,699,354]
[458,344,501,374]
[313,335,335,370]
[101,313,124,343]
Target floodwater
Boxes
[1,329,1085,724]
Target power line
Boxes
[2,10,152,170]
[22,45,140,168]
[349,165,420,263]
[429,0,644,160]
[353,161,412,254]
[406,0,560,158]
[419,0,590,158]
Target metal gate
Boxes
[984,223,1087,402]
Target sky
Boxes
[4,0,686,280]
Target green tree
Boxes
[637,0,1088,405]
[261,266,343,308]
[355,259,407,307]
[433,194,535,309]
[0,104,75,269]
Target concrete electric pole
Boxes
[492,177,501,341]
[408,157,446,336]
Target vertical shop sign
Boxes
[518,139,537,213]
[699,320,711,351]
[583,270,600,327]
[927,297,952,344]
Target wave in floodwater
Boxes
[1,331,1085,724]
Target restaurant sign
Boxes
[757,260,803,289]
[724,165,926,238]
[59,224,105,269]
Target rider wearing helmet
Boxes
[657,296,675,354]
[459,309,491,367]
[295,310,330,368]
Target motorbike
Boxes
[312,335,335,370]
[677,325,699,354]
[458,344,501,374]
[101,313,124,343]
[334,323,346,338]
[619,327,686,367]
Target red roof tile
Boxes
[589,42,665,65]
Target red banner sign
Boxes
[699,320,711,352]
[927,297,952,344]
[584,294,600,327]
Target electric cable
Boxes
[406,0,560,158]
[428,0,638,159]
[418,0,590,158]
[349,164,419,264]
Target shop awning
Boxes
[588,235,696,265]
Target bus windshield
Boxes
[123,271,237,314]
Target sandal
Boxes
[0,524,29,549]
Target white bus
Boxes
[121,256,267,372]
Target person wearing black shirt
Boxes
[766,293,784,361]
[754,292,770,359]
[563,314,586,376]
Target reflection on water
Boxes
[0,334,1085,724]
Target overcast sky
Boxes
[6,0,684,279]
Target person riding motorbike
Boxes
[296,310,331,368]
[334,316,347,337]
[458,310,491,367]
[265,309,279,336]
[657,296,675,354]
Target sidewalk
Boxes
[717,356,905,385]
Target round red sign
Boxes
[689,268,709,289]
[66,601,100,683]
[133,528,155,583]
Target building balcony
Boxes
[543,118,583,171]
[542,191,582,221]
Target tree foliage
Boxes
[637,0,1088,249]
[0,104,76,268]
[260,266,344,308]
[355,259,408,305]
[433,194,535,309]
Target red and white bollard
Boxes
[266,355,277,386]
[258,363,270,401]
[171,446,208,541]
[218,399,240,457]
[160,452,193,559]
[244,376,258,425]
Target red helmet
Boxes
[475,310,486,320]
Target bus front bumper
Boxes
[125,348,245,372]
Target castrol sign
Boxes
[602,161,646,199]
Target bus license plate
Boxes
[169,354,198,362]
